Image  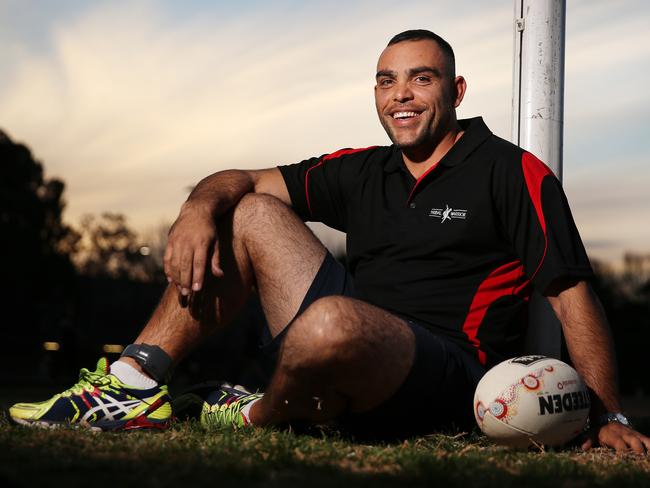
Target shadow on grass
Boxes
[1,415,650,488]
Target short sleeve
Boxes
[494,151,594,294]
[277,147,378,232]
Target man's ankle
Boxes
[247,396,263,425]
[119,343,173,383]
[110,359,158,388]
[118,357,148,376]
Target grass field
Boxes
[2,411,650,488]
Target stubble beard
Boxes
[381,111,448,153]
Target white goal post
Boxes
[511,0,567,357]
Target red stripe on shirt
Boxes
[521,152,554,281]
[304,146,377,216]
[462,260,531,365]
[407,161,440,203]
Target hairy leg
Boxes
[250,296,416,425]
[124,195,415,427]
[125,194,326,366]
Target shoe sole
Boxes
[9,413,171,432]
[10,417,67,430]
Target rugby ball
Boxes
[474,355,590,447]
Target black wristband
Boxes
[121,343,173,383]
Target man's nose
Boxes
[393,82,414,103]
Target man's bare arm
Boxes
[547,280,650,453]
[164,168,290,294]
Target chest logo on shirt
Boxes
[429,204,468,223]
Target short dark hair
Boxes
[387,29,455,76]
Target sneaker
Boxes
[9,358,172,431]
[173,382,262,428]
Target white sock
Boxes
[240,397,261,424]
[110,360,158,389]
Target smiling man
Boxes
[10,30,650,452]
[375,33,464,171]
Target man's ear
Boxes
[453,75,467,108]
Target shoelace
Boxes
[61,368,112,397]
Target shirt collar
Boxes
[383,117,493,173]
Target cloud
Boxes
[0,0,512,231]
[0,0,648,264]
[563,1,650,173]
[564,156,650,263]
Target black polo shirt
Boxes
[278,117,593,367]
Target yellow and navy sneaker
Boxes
[173,382,262,428]
[9,358,172,431]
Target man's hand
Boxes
[582,422,650,454]
[164,202,222,297]
[162,168,290,303]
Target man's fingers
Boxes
[163,243,174,282]
[612,437,629,453]
[583,424,650,454]
[641,435,650,453]
[172,283,188,308]
[211,239,224,277]
[626,432,650,454]
[624,435,645,454]
[601,426,629,453]
[164,208,217,290]
[598,423,650,454]
[179,249,194,294]
[192,249,207,291]
[178,290,189,308]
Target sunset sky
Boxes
[1,0,648,265]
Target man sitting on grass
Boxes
[10,29,650,453]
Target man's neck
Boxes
[402,125,464,180]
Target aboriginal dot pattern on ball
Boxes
[489,400,507,419]
[522,375,540,390]
[476,402,486,421]
[474,357,590,447]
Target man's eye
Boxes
[379,79,394,86]
[415,76,431,83]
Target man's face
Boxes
[374,39,465,151]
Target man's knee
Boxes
[232,193,290,228]
[281,296,364,371]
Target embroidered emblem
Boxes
[429,204,468,223]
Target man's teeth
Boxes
[393,111,419,119]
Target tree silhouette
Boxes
[72,212,163,282]
[0,129,79,316]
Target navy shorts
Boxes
[259,253,485,440]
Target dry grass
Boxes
[1,415,649,488]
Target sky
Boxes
[1,0,649,265]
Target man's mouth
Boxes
[391,111,423,120]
